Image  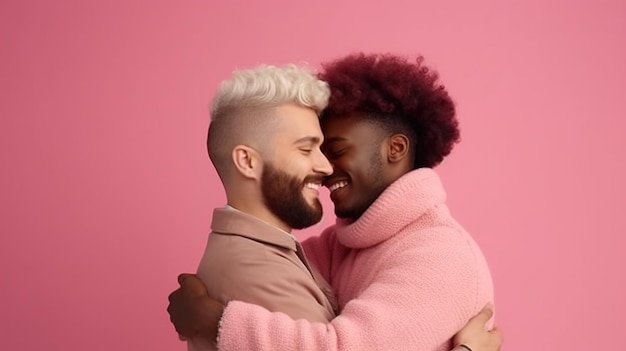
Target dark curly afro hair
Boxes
[319,53,460,168]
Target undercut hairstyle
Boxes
[319,53,460,168]
[207,64,330,179]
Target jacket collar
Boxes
[211,206,297,251]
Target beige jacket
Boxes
[188,207,337,351]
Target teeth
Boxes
[329,181,348,192]
[305,183,320,190]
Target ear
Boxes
[231,145,263,180]
[386,134,410,164]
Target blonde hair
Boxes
[210,64,329,121]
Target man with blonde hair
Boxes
[187,64,338,351]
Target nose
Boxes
[314,149,334,176]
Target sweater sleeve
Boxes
[216,226,494,351]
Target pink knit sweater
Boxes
[217,168,494,350]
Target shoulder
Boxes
[199,233,294,277]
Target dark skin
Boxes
[320,113,410,219]
[167,274,222,342]
[168,115,504,350]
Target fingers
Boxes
[491,324,503,338]
[181,275,209,295]
[177,273,195,285]
[472,303,494,323]
[481,303,494,317]
[490,324,504,349]
[177,274,207,294]
[167,273,206,342]
[167,283,186,304]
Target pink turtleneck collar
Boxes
[334,168,447,249]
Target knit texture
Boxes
[218,168,494,351]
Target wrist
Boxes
[215,306,225,347]
[198,298,225,343]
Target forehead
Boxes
[321,113,380,141]
[272,104,323,141]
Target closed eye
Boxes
[327,149,346,159]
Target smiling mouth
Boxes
[304,182,322,191]
[328,181,348,192]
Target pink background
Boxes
[1,1,624,350]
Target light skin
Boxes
[168,111,503,350]
[225,103,332,232]
[176,103,335,340]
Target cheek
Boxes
[281,155,310,173]
[345,153,372,177]
[334,157,357,175]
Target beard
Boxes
[261,162,323,230]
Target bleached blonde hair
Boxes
[210,64,330,121]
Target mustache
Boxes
[302,175,325,184]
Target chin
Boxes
[335,202,367,220]
[334,208,350,219]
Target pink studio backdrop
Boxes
[1,1,624,350]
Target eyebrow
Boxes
[293,136,321,145]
